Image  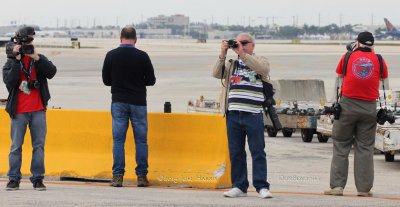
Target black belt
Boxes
[228,110,260,115]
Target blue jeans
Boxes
[111,102,148,176]
[226,110,270,193]
[8,110,46,183]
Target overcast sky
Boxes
[1,0,399,28]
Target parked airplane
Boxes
[382,18,400,39]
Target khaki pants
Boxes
[330,95,377,192]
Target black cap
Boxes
[17,26,35,37]
[357,32,374,46]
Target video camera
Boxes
[5,26,35,59]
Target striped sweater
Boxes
[228,60,264,113]
[212,54,270,116]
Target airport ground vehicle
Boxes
[263,79,329,142]
[187,96,220,114]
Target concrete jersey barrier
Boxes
[0,109,231,188]
[272,79,326,103]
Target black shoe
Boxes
[137,175,149,187]
[33,180,46,191]
[6,180,19,191]
[110,175,123,187]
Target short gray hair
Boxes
[358,42,374,50]
[237,33,255,43]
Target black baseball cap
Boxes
[17,26,35,37]
[357,32,374,46]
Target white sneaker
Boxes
[258,188,273,199]
[223,187,247,198]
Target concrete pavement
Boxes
[1,179,399,207]
[1,132,399,206]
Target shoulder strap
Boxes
[221,62,225,78]
[232,60,239,76]
[343,51,352,76]
[344,52,384,78]
[376,53,386,106]
[376,54,384,79]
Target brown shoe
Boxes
[110,175,123,187]
[137,175,149,187]
[357,191,373,197]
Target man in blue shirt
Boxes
[102,26,156,187]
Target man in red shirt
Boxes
[325,32,388,197]
[3,27,57,191]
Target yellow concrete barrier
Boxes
[0,108,231,188]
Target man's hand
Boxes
[231,40,246,59]
[219,39,229,59]
[24,42,39,61]
[13,45,21,60]
[27,44,40,61]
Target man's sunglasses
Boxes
[240,40,252,45]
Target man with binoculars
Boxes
[3,26,57,191]
[325,32,388,197]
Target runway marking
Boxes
[50,51,61,56]
[157,66,177,70]
[156,66,212,70]
[1,179,399,201]
[156,66,290,70]
[271,66,292,69]
[156,66,289,70]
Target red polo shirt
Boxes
[336,51,388,101]
[16,56,44,114]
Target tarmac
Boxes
[0,133,399,206]
[0,39,400,206]
[2,38,400,112]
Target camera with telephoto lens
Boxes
[227,39,238,48]
[346,41,357,52]
[262,81,282,131]
[323,102,342,120]
[5,26,35,59]
[27,79,40,89]
[376,108,396,125]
